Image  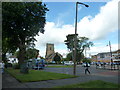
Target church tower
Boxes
[45,43,54,59]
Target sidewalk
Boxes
[2,69,119,89]
[2,72,28,88]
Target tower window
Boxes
[50,47,52,50]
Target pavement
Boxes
[2,65,120,89]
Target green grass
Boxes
[55,80,119,88]
[6,68,76,82]
[47,65,73,68]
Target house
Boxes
[96,52,111,63]
[8,55,18,63]
[91,55,97,62]
[112,49,120,63]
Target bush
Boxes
[82,58,91,63]
[47,62,56,64]
[6,63,12,67]
[13,63,20,69]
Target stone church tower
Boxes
[45,43,54,59]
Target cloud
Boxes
[35,0,118,57]
[35,22,74,47]
[77,0,118,40]
[87,43,119,57]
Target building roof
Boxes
[112,49,120,53]
[46,52,62,60]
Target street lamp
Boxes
[73,2,89,76]
[108,41,113,70]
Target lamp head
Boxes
[85,5,89,7]
[77,2,89,7]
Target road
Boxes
[44,65,119,76]
[2,65,119,88]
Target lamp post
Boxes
[73,2,89,76]
[108,41,113,70]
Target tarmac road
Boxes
[2,65,120,89]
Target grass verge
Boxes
[6,68,77,82]
[55,80,119,88]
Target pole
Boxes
[109,41,113,70]
[73,2,78,76]
[73,2,89,76]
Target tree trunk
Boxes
[2,53,8,68]
[18,41,29,74]
[2,53,7,63]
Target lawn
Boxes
[46,65,73,68]
[6,68,76,82]
[55,80,119,88]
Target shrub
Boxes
[6,63,12,67]
[13,63,20,69]
[82,58,91,63]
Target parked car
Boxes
[64,61,74,65]
[32,59,45,69]
[82,63,90,67]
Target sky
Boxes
[35,0,119,58]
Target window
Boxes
[100,53,104,58]
[50,47,52,50]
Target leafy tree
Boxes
[2,2,48,73]
[61,58,68,61]
[82,58,91,63]
[66,52,72,61]
[40,56,45,59]
[66,52,84,63]
[2,37,18,65]
[53,53,61,64]
[64,34,93,62]
[64,34,78,51]
[15,48,39,60]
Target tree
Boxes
[82,58,91,63]
[2,37,18,65]
[53,53,61,64]
[64,34,93,62]
[40,56,45,59]
[66,52,84,63]
[2,2,48,73]
[66,52,72,61]
[15,48,39,60]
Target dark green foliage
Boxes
[66,52,84,63]
[13,63,20,69]
[40,56,45,59]
[62,58,69,61]
[8,63,12,67]
[82,58,91,63]
[2,2,48,51]
[76,52,84,63]
[64,34,77,51]
[53,53,61,64]
[26,48,39,59]
[66,52,72,61]
[2,2,48,73]
[64,34,93,62]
